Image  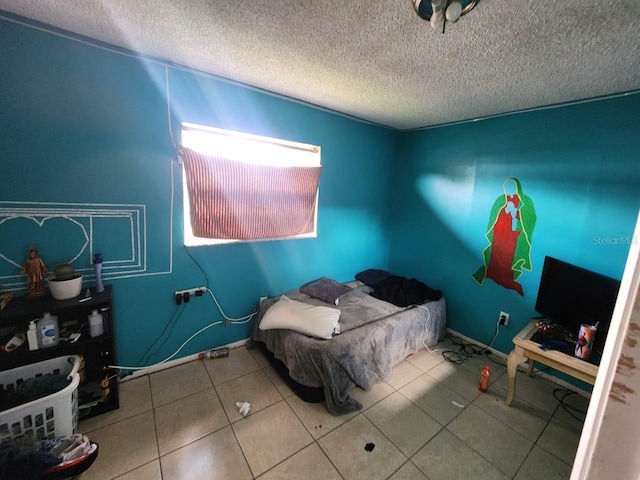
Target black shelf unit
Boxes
[0,285,118,420]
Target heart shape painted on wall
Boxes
[0,216,89,275]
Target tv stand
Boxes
[505,319,598,406]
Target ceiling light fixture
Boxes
[412,0,479,33]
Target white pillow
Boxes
[259,295,341,340]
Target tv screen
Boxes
[534,256,621,365]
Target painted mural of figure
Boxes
[20,246,48,298]
[472,178,536,296]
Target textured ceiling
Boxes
[1,0,639,130]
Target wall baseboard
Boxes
[121,329,592,399]
[120,337,250,382]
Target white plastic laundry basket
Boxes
[0,355,80,444]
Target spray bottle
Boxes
[27,320,39,351]
[93,253,104,293]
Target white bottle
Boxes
[27,320,39,351]
[37,312,59,348]
[88,309,104,338]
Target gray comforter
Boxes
[251,283,446,415]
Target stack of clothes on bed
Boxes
[355,269,442,307]
[251,269,445,415]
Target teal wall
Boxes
[3,13,639,377]
[0,17,397,369]
[390,94,640,358]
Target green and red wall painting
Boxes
[390,94,639,360]
[472,178,536,296]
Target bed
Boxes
[250,271,446,415]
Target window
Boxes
[180,123,322,246]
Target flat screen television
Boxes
[534,256,621,365]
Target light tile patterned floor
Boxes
[77,338,586,479]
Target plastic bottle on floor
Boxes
[199,347,229,359]
[478,365,491,393]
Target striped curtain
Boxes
[182,147,322,240]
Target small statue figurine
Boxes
[20,246,48,298]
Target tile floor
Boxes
[77,337,587,479]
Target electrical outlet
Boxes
[174,286,207,299]
[498,311,510,326]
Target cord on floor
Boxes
[441,333,549,373]
[441,332,496,365]
[553,388,587,422]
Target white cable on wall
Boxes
[107,289,257,371]
[206,288,256,322]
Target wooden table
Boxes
[505,320,598,406]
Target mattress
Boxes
[251,281,446,415]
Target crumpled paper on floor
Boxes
[236,401,251,417]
